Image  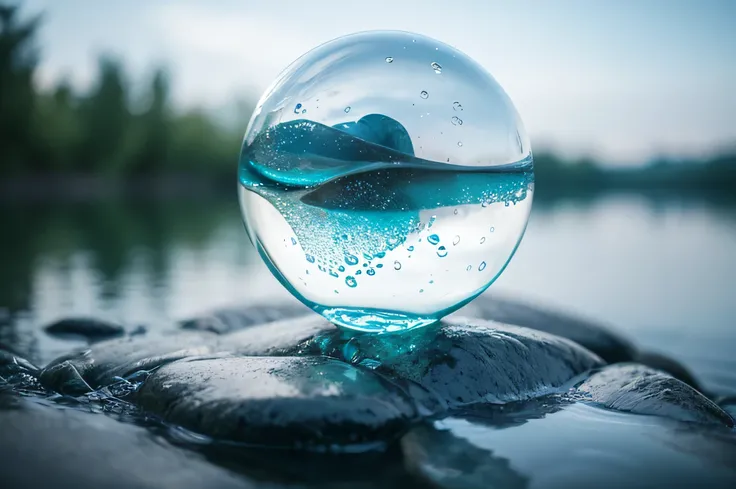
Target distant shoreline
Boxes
[1,174,733,205]
[0,174,236,202]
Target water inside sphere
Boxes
[239,31,533,333]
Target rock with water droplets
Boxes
[135,355,417,449]
[39,332,219,395]
[180,302,311,334]
[456,294,637,364]
[576,364,734,427]
[225,315,334,356]
[44,317,126,341]
[0,392,256,489]
[292,316,604,410]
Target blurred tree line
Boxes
[1,4,734,195]
[1,5,242,177]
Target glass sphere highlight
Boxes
[239,31,533,333]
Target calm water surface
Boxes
[1,194,735,397]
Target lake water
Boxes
[1,193,735,398]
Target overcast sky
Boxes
[20,0,736,164]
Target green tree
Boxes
[76,56,131,173]
[130,69,171,174]
[0,4,40,173]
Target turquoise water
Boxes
[238,118,533,331]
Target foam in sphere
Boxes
[239,31,533,333]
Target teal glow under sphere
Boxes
[239,31,533,333]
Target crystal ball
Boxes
[239,31,533,333]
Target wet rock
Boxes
[40,331,219,395]
[0,392,255,489]
[0,348,38,377]
[457,294,636,363]
[635,350,701,390]
[135,355,417,449]
[293,316,604,410]
[576,364,734,427]
[180,302,311,334]
[225,315,334,356]
[44,317,125,341]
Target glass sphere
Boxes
[239,31,533,333]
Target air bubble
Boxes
[294,103,302,114]
[466,265,472,271]
[490,226,495,233]
[394,261,402,270]
[457,141,463,147]
[407,246,415,252]
[306,254,315,263]
[291,237,297,245]
[385,56,394,63]
[346,276,357,287]
[344,253,359,266]
[453,208,459,215]
[430,62,442,74]
[437,246,448,257]
[344,106,351,113]
[329,270,339,278]
[338,265,345,272]
[367,268,376,276]
[420,90,429,99]
[480,237,486,244]
[376,263,384,268]
[451,116,463,126]
[453,235,460,245]
[479,261,487,271]
[453,101,463,111]
[428,234,440,245]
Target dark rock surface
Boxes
[294,316,604,409]
[457,294,637,363]
[634,349,701,389]
[135,355,417,449]
[0,347,38,377]
[0,392,256,489]
[576,364,734,427]
[460,295,704,391]
[40,331,219,395]
[225,315,334,356]
[44,317,126,341]
[180,302,311,335]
